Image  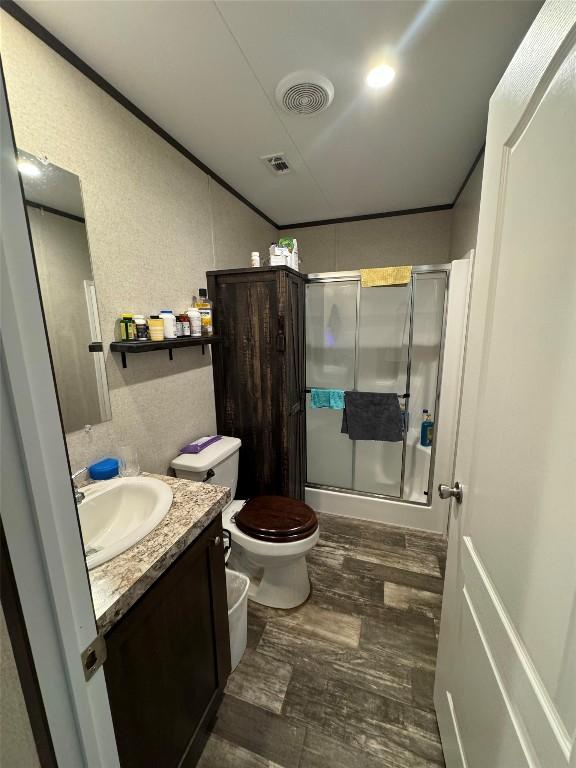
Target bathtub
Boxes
[306,428,443,531]
[306,429,443,531]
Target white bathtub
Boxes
[306,428,442,531]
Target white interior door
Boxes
[434,3,576,768]
[1,69,120,767]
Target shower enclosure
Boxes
[306,266,450,506]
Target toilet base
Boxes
[228,547,312,609]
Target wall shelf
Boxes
[110,336,223,368]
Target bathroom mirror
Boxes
[18,150,112,432]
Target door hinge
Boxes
[81,633,107,681]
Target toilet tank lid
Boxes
[171,436,241,473]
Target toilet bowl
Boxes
[171,437,318,609]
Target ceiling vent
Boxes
[275,71,334,115]
[261,153,292,176]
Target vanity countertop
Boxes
[89,474,230,634]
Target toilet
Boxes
[171,437,319,609]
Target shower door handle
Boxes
[438,482,463,504]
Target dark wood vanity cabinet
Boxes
[207,266,306,501]
[103,517,230,768]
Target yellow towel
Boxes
[360,266,412,287]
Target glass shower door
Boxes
[305,280,357,489]
[402,272,447,502]
[353,283,411,497]
[306,278,412,495]
[305,269,448,504]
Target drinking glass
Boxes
[117,446,140,477]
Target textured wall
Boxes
[210,179,274,270]
[449,155,484,260]
[0,606,40,768]
[1,12,276,474]
[293,209,453,274]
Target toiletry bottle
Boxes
[292,238,299,271]
[178,313,191,336]
[134,314,148,340]
[114,315,124,341]
[121,314,136,341]
[420,409,434,447]
[251,251,260,268]
[159,309,177,339]
[196,289,213,336]
[269,242,287,266]
[148,315,164,341]
[187,306,202,338]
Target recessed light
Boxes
[366,64,396,89]
[17,160,41,177]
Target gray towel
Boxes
[341,392,404,442]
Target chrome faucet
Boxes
[71,467,88,505]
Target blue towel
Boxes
[311,388,345,409]
[329,389,345,409]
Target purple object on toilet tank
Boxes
[180,435,223,454]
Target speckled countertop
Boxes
[89,474,230,634]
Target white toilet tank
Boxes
[171,436,241,498]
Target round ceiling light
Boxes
[366,63,396,89]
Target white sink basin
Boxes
[79,476,173,570]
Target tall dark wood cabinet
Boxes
[207,266,306,500]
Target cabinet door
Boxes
[211,272,283,498]
[104,519,230,768]
[281,272,306,500]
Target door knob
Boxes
[438,482,463,504]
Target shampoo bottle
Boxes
[420,409,434,447]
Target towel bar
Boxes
[304,388,409,398]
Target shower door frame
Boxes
[305,263,451,508]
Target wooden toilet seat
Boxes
[234,496,318,543]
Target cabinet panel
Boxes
[210,272,282,498]
[283,272,306,500]
[104,519,230,768]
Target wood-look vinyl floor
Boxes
[198,512,447,768]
